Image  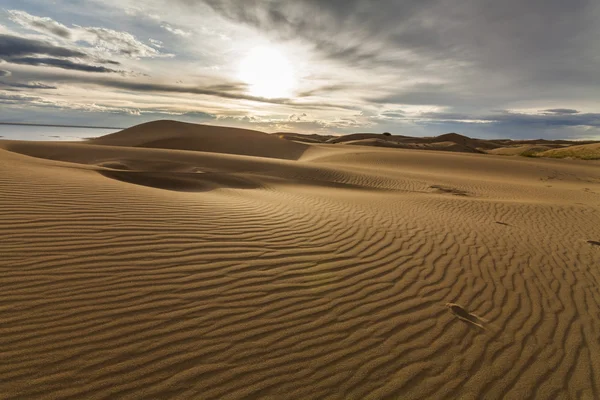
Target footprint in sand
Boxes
[587,240,600,247]
[446,303,487,331]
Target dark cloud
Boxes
[4,57,118,73]
[543,109,580,115]
[380,111,406,118]
[0,34,120,73]
[195,0,598,67]
[421,110,600,128]
[0,34,86,58]
[0,69,11,77]
[33,21,71,39]
[0,80,57,89]
[97,59,122,66]
[197,0,422,66]
[493,112,600,128]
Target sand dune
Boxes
[1,120,600,399]
[489,143,600,160]
[488,145,555,156]
[92,120,308,160]
[536,143,600,160]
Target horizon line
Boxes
[0,122,125,130]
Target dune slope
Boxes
[1,129,600,399]
[91,120,308,160]
[537,143,600,160]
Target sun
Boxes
[239,46,296,99]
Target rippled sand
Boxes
[1,121,599,399]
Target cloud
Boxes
[296,84,350,97]
[369,83,460,106]
[0,34,122,73]
[193,1,457,66]
[189,0,600,115]
[4,57,119,73]
[7,9,72,38]
[75,26,171,58]
[421,110,600,128]
[41,76,352,108]
[0,80,57,89]
[0,88,218,120]
[149,38,163,48]
[0,69,11,77]
[214,113,349,133]
[0,90,132,113]
[380,110,406,118]
[542,109,580,115]
[5,66,354,109]
[6,10,171,59]
[195,0,599,65]
[0,92,40,104]
[288,112,307,122]
[161,23,191,37]
[0,34,86,58]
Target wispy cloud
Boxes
[7,9,72,38]
[27,74,354,109]
[6,10,171,59]
[160,23,191,37]
[74,26,171,58]
[5,57,119,72]
[0,80,57,89]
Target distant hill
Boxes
[277,130,599,159]
[296,131,496,153]
[91,120,308,160]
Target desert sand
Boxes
[1,120,599,399]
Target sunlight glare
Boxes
[239,46,296,98]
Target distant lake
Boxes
[0,124,120,141]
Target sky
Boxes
[0,0,599,139]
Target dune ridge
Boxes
[91,120,308,160]
[1,120,600,399]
